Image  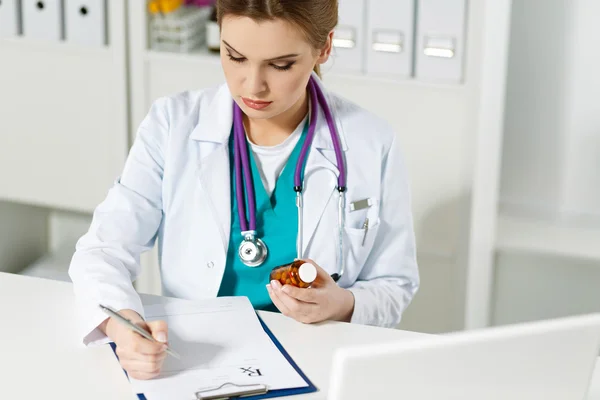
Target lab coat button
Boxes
[207,261,214,269]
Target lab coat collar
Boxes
[189,72,349,153]
[190,83,234,144]
[309,72,349,152]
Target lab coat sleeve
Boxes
[68,98,169,346]
[347,134,420,328]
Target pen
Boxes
[361,217,369,246]
[98,304,181,359]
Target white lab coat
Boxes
[69,73,419,344]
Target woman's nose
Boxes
[245,67,267,96]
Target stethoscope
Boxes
[232,75,347,282]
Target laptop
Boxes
[328,313,600,400]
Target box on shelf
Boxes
[0,0,23,38]
[149,6,211,53]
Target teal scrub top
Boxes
[218,121,309,310]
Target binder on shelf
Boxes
[22,0,64,42]
[323,0,366,75]
[414,0,468,83]
[64,0,107,47]
[0,0,22,38]
[365,0,415,79]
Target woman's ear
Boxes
[317,31,334,64]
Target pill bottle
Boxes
[270,260,317,288]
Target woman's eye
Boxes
[227,54,246,63]
[226,53,294,71]
[271,62,295,71]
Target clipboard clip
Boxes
[195,382,269,400]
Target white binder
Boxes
[366,0,415,79]
[323,0,366,75]
[415,0,468,83]
[64,0,107,47]
[22,0,64,41]
[0,0,22,38]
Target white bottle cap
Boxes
[298,263,317,283]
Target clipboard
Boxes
[110,314,318,400]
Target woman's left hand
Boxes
[266,260,355,324]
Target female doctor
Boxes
[69,0,419,380]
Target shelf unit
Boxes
[488,0,600,326]
[0,1,129,214]
[0,1,130,282]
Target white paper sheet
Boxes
[126,297,309,400]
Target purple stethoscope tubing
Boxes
[233,100,256,234]
[233,75,347,281]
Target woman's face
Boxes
[220,15,331,120]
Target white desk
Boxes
[1,272,599,400]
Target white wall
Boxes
[493,0,600,327]
[500,0,600,222]
[560,0,600,220]
[499,0,568,217]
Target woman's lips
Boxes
[242,97,273,110]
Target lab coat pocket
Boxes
[345,197,380,229]
[343,216,381,274]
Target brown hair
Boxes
[216,0,338,78]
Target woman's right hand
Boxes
[101,309,169,380]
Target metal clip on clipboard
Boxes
[194,382,269,400]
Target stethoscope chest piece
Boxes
[238,233,268,267]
